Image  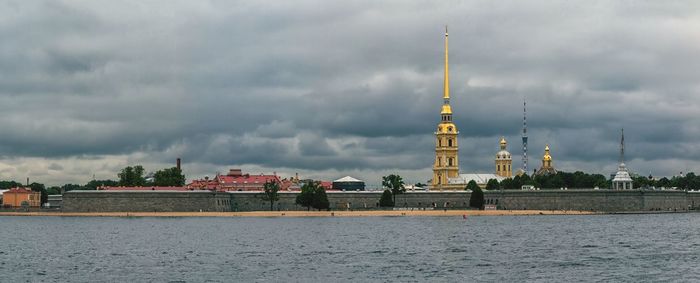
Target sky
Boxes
[1,1,700,187]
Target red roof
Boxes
[319,181,333,190]
[6,187,35,194]
[100,186,191,191]
[216,174,280,185]
[186,179,219,190]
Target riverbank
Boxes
[0,210,599,217]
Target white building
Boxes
[448,173,506,189]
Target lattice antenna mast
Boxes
[620,128,625,164]
[522,99,528,171]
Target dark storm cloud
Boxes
[1,0,700,185]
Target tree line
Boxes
[0,165,185,205]
[633,172,700,190]
[482,171,700,191]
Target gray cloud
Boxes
[1,0,699,186]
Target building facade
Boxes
[495,137,513,178]
[2,187,41,207]
[432,27,460,189]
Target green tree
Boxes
[28,182,47,205]
[118,165,147,186]
[61,184,83,192]
[379,189,394,207]
[545,174,565,189]
[670,175,686,189]
[656,177,671,188]
[46,186,61,195]
[501,178,516,190]
[686,173,700,190]
[261,181,280,211]
[0,181,22,190]
[311,186,329,211]
[469,185,485,209]
[296,181,317,210]
[85,179,118,190]
[153,167,186,186]
[465,180,480,192]
[485,179,500,190]
[382,174,406,205]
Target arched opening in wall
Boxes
[498,165,501,171]
[438,139,442,147]
[448,158,453,166]
[448,139,453,147]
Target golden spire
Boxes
[500,137,507,150]
[443,25,450,100]
[543,144,551,161]
[440,26,452,115]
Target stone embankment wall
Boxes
[230,191,469,211]
[61,190,697,212]
[233,190,692,212]
[490,190,689,211]
[62,191,231,212]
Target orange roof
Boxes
[6,187,35,194]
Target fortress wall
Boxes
[62,190,692,212]
[229,191,471,211]
[490,190,688,211]
[685,192,700,209]
[62,191,231,212]
[641,191,688,211]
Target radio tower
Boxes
[522,99,528,172]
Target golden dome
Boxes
[441,104,452,114]
[543,144,552,161]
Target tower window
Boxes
[448,158,453,166]
[448,139,453,147]
[438,139,442,147]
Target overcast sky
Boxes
[1,1,699,186]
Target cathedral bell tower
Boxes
[432,27,460,189]
[495,137,512,178]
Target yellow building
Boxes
[495,137,512,178]
[535,144,557,176]
[2,187,41,208]
[432,27,460,189]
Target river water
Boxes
[1,214,699,282]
